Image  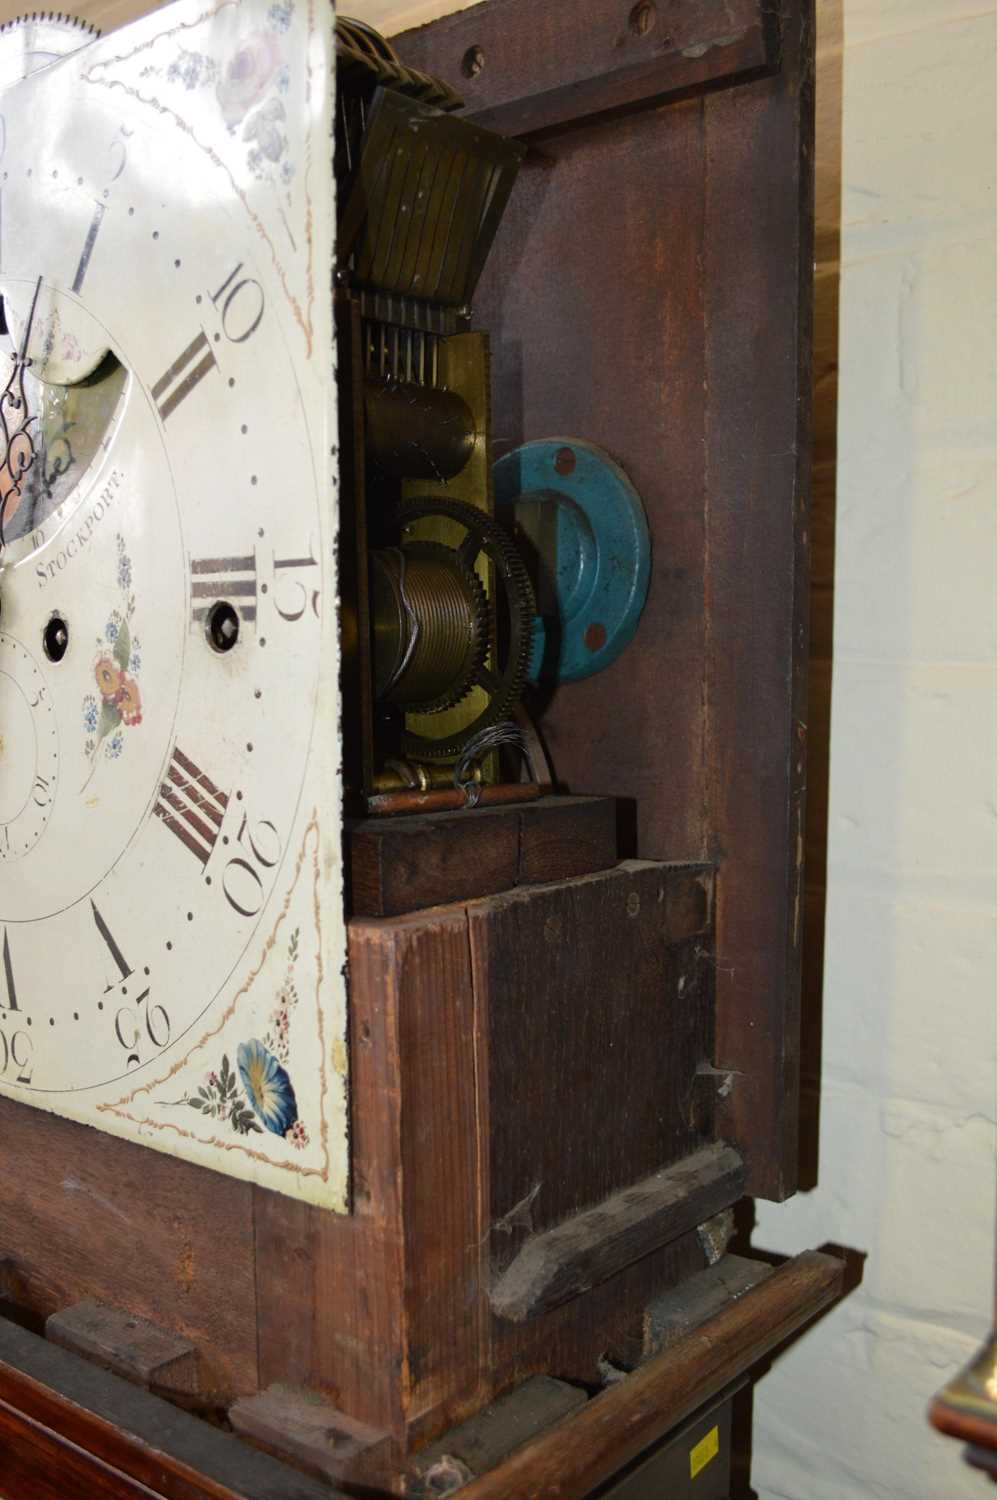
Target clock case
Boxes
[0,0,830,1490]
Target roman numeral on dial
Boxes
[190,555,256,627]
[1,928,20,1012]
[71,202,106,295]
[153,746,228,867]
[151,333,217,421]
[91,900,133,994]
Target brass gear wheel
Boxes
[0,13,99,90]
[391,498,536,763]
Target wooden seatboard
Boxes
[348,795,617,916]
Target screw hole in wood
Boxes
[629,1,657,38]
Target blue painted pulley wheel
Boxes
[493,439,651,684]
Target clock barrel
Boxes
[365,377,476,482]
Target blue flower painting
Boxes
[164,933,309,1149]
[237,1039,298,1136]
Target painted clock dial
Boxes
[0,0,347,1209]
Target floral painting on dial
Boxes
[82,533,141,783]
[141,2,295,188]
[165,928,309,1149]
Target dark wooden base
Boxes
[255,857,720,1452]
[0,1316,336,1500]
[0,858,717,1456]
[0,1250,842,1499]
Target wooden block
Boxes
[230,1384,391,1489]
[642,1254,774,1359]
[0,1315,340,1500]
[46,1300,198,1398]
[407,1375,586,1496]
[490,1142,745,1323]
[516,796,617,886]
[348,796,617,917]
[398,0,773,139]
[349,806,519,917]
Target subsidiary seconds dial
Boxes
[0,633,56,859]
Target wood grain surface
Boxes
[491,1141,745,1322]
[471,863,715,1276]
[0,1317,340,1500]
[348,795,617,916]
[397,0,816,1203]
[255,866,717,1447]
[0,1098,258,1401]
[397,0,775,138]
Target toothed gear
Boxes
[398,539,490,716]
[0,13,100,90]
[393,498,536,763]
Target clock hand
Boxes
[0,275,43,554]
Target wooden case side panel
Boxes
[254,916,417,1435]
[398,0,814,1202]
[394,908,491,1423]
[468,96,712,867]
[703,0,815,1200]
[0,1098,258,1401]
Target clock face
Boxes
[0,0,347,1209]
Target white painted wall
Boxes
[752,2,996,1496]
[357,2,997,1494]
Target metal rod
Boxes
[367,783,541,816]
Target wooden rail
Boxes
[461,1250,843,1500]
[0,1317,337,1500]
